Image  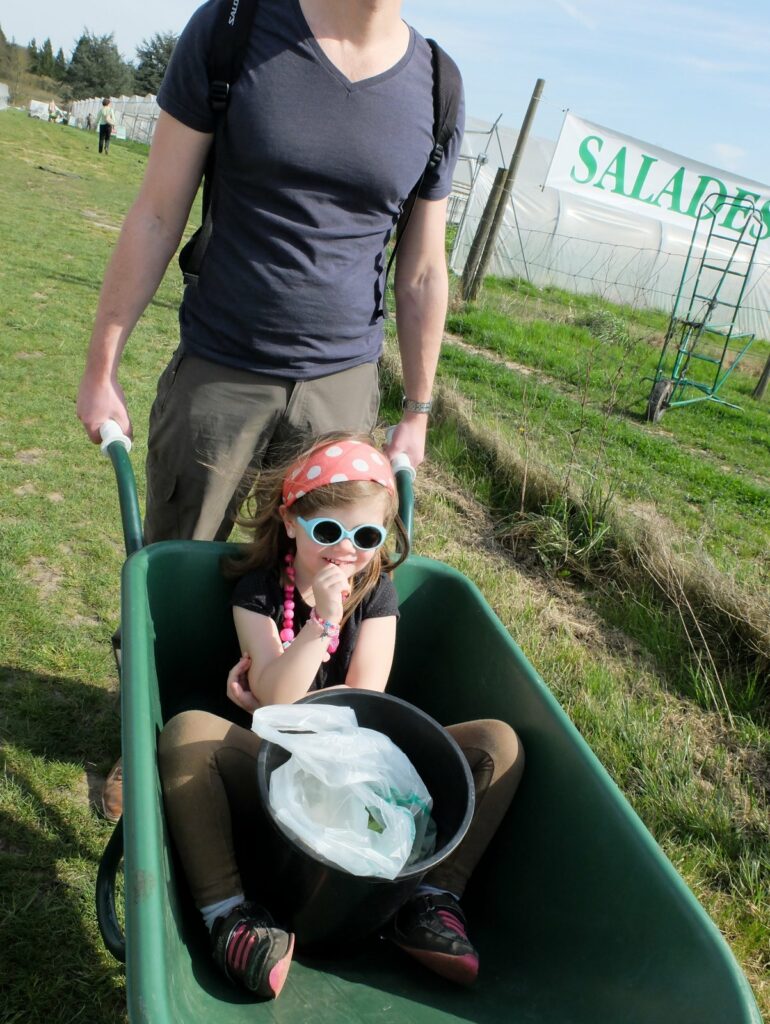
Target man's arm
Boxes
[387,196,449,468]
[77,111,213,442]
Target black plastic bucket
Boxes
[255,689,475,949]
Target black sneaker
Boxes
[390,892,479,985]
[211,902,294,999]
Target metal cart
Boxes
[645,191,762,422]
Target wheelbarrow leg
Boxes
[101,628,124,822]
[111,627,122,676]
[96,816,126,963]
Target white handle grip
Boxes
[390,451,416,481]
[99,419,132,455]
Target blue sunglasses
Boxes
[296,516,388,550]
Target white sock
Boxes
[200,893,245,932]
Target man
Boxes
[76,0,463,811]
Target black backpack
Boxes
[178,0,462,309]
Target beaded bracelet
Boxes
[309,608,341,653]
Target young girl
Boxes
[158,433,524,1000]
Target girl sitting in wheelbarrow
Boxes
[158,432,524,999]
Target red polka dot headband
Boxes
[282,440,396,508]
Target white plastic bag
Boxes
[251,703,435,879]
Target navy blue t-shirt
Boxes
[158,0,464,378]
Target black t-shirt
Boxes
[231,566,399,690]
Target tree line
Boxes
[0,24,177,100]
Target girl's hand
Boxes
[311,563,350,623]
[226,653,260,714]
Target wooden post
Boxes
[464,78,545,302]
[461,167,507,301]
[753,352,770,400]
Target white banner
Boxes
[546,113,770,244]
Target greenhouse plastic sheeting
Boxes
[451,116,770,340]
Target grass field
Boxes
[1,108,768,1021]
[443,282,770,585]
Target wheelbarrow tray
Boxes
[119,540,761,1024]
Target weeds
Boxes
[505,482,615,579]
[573,305,632,348]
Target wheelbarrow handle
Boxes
[391,453,415,544]
[95,817,126,963]
[98,420,144,557]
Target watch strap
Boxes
[402,396,433,415]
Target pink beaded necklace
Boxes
[280,552,340,654]
[279,552,297,647]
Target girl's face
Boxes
[281,492,391,583]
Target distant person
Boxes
[85,112,93,132]
[96,98,115,154]
[48,99,56,123]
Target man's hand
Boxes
[76,373,132,444]
[384,413,428,469]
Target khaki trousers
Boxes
[144,351,380,543]
[158,709,524,909]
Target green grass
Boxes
[1,108,768,1021]
[0,110,179,1024]
[437,344,770,575]
[382,352,769,719]
[443,283,770,587]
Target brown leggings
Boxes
[158,709,524,908]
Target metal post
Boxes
[753,352,770,400]
[461,167,507,300]
[465,78,545,302]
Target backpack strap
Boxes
[207,0,260,113]
[382,39,462,317]
[179,0,260,286]
[426,39,463,173]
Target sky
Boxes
[3,0,770,185]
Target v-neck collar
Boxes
[293,0,415,92]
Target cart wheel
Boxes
[646,380,673,423]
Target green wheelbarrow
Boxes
[95,421,761,1024]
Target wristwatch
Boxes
[402,395,433,415]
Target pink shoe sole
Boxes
[398,944,479,986]
[267,933,295,998]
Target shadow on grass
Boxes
[45,267,180,311]
[0,666,126,1023]
[617,404,653,426]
